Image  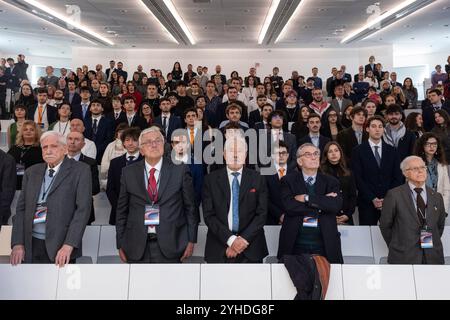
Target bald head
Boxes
[67,131,85,156]
[70,118,85,133]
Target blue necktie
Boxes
[231,172,240,233]
[374,146,381,167]
[306,176,314,186]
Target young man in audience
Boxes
[352,115,403,225]
[254,103,273,131]
[154,97,182,141]
[337,106,368,163]
[219,104,249,131]
[248,83,273,114]
[28,87,57,132]
[119,96,147,130]
[70,118,97,159]
[309,87,333,126]
[142,83,161,118]
[297,113,330,155]
[249,94,268,128]
[216,86,248,126]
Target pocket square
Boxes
[249,188,256,193]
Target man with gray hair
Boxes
[380,155,446,264]
[116,126,199,263]
[10,131,92,266]
[278,143,344,263]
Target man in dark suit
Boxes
[202,136,268,263]
[297,113,330,155]
[216,86,248,127]
[381,156,446,264]
[154,97,182,141]
[336,106,368,163]
[106,127,142,225]
[65,80,81,107]
[278,143,343,264]
[422,89,450,131]
[71,86,92,121]
[109,95,126,128]
[364,55,376,75]
[0,150,16,228]
[116,126,199,263]
[248,95,267,128]
[266,141,296,225]
[10,131,92,266]
[118,96,148,130]
[383,104,416,162]
[326,67,338,98]
[28,87,57,131]
[115,61,127,82]
[330,84,353,116]
[210,65,226,85]
[352,116,403,225]
[83,99,115,164]
[105,60,116,82]
[66,131,100,225]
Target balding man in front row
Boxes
[381,155,446,264]
[10,131,92,266]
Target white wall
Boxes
[72,45,394,81]
[393,45,449,76]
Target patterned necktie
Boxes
[373,145,381,167]
[414,188,426,226]
[147,168,158,203]
[48,168,55,178]
[231,172,240,233]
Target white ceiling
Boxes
[0,0,449,57]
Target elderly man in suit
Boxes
[278,143,343,264]
[202,136,268,263]
[10,131,92,266]
[115,126,199,263]
[381,156,446,264]
[0,150,16,229]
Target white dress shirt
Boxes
[226,166,243,247]
[34,103,49,131]
[271,129,284,141]
[126,151,140,162]
[145,157,163,234]
[82,138,97,160]
[368,139,382,159]
[409,182,428,211]
[67,153,81,161]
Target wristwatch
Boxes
[304,195,309,203]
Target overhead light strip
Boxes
[162,0,195,45]
[138,0,179,44]
[22,0,114,45]
[275,0,308,43]
[341,0,436,44]
[258,0,281,44]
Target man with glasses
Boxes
[277,143,343,263]
[381,155,446,264]
[352,116,403,225]
[115,126,199,263]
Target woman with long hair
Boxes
[414,132,450,214]
[392,85,409,109]
[291,105,311,143]
[405,112,424,138]
[171,61,183,81]
[7,105,27,148]
[321,109,343,141]
[431,109,450,161]
[320,141,357,225]
[140,102,154,127]
[7,120,44,190]
[16,83,36,111]
[361,99,377,119]
[402,77,418,108]
[242,76,256,102]
[48,102,71,137]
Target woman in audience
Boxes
[321,109,343,141]
[405,112,424,138]
[320,141,357,225]
[291,105,311,142]
[402,77,418,109]
[431,109,450,161]
[48,102,71,137]
[432,65,448,88]
[341,104,353,128]
[265,82,275,100]
[140,102,154,127]
[118,83,128,99]
[100,123,128,190]
[16,83,36,111]
[227,71,239,85]
[171,61,183,81]
[7,105,27,148]
[446,56,450,75]
[362,99,377,119]
[364,70,378,88]
[138,76,148,97]
[125,81,143,108]
[158,76,169,97]
[392,85,409,109]
[414,132,450,214]
[343,82,358,104]
[242,75,256,102]
[7,120,43,190]
[379,80,392,102]
[132,72,141,87]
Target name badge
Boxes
[303,216,318,228]
[420,228,433,249]
[38,123,45,129]
[34,203,47,224]
[144,204,160,226]
[16,163,25,176]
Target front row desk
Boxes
[2,225,450,300]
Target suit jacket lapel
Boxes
[134,160,152,203]
[239,168,252,203]
[157,158,171,201]
[425,187,438,226]
[47,158,72,197]
[217,169,231,210]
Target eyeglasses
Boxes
[278,151,288,156]
[300,151,320,158]
[425,142,438,147]
[406,166,427,173]
[141,139,164,147]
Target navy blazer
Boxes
[65,92,81,106]
[422,101,450,132]
[116,114,148,131]
[351,141,403,207]
[106,153,143,225]
[154,115,182,141]
[278,171,344,264]
[258,131,297,168]
[249,110,262,128]
[27,104,57,125]
[297,134,330,155]
[84,116,115,163]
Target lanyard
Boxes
[58,121,69,135]
[38,105,47,123]
[40,173,57,203]
[19,145,32,163]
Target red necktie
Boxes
[147,168,158,203]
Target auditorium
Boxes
[0,0,450,304]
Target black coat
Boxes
[83,116,115,163]
[278,171,344,264]
[202,167,269,263]
[297,134,330,156]
[0,150,16,226]
[78,154,100,224]
[336,127,368,164]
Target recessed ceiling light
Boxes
[106,30,116,34]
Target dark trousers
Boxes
[127,235,180,264]
[358,204,381,226]
[31,237,76,264]
[293,246,326,257]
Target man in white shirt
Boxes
[222,78,249,107]
[31,88,57,132]
[202,136,268,263]
[69,118,97,159]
